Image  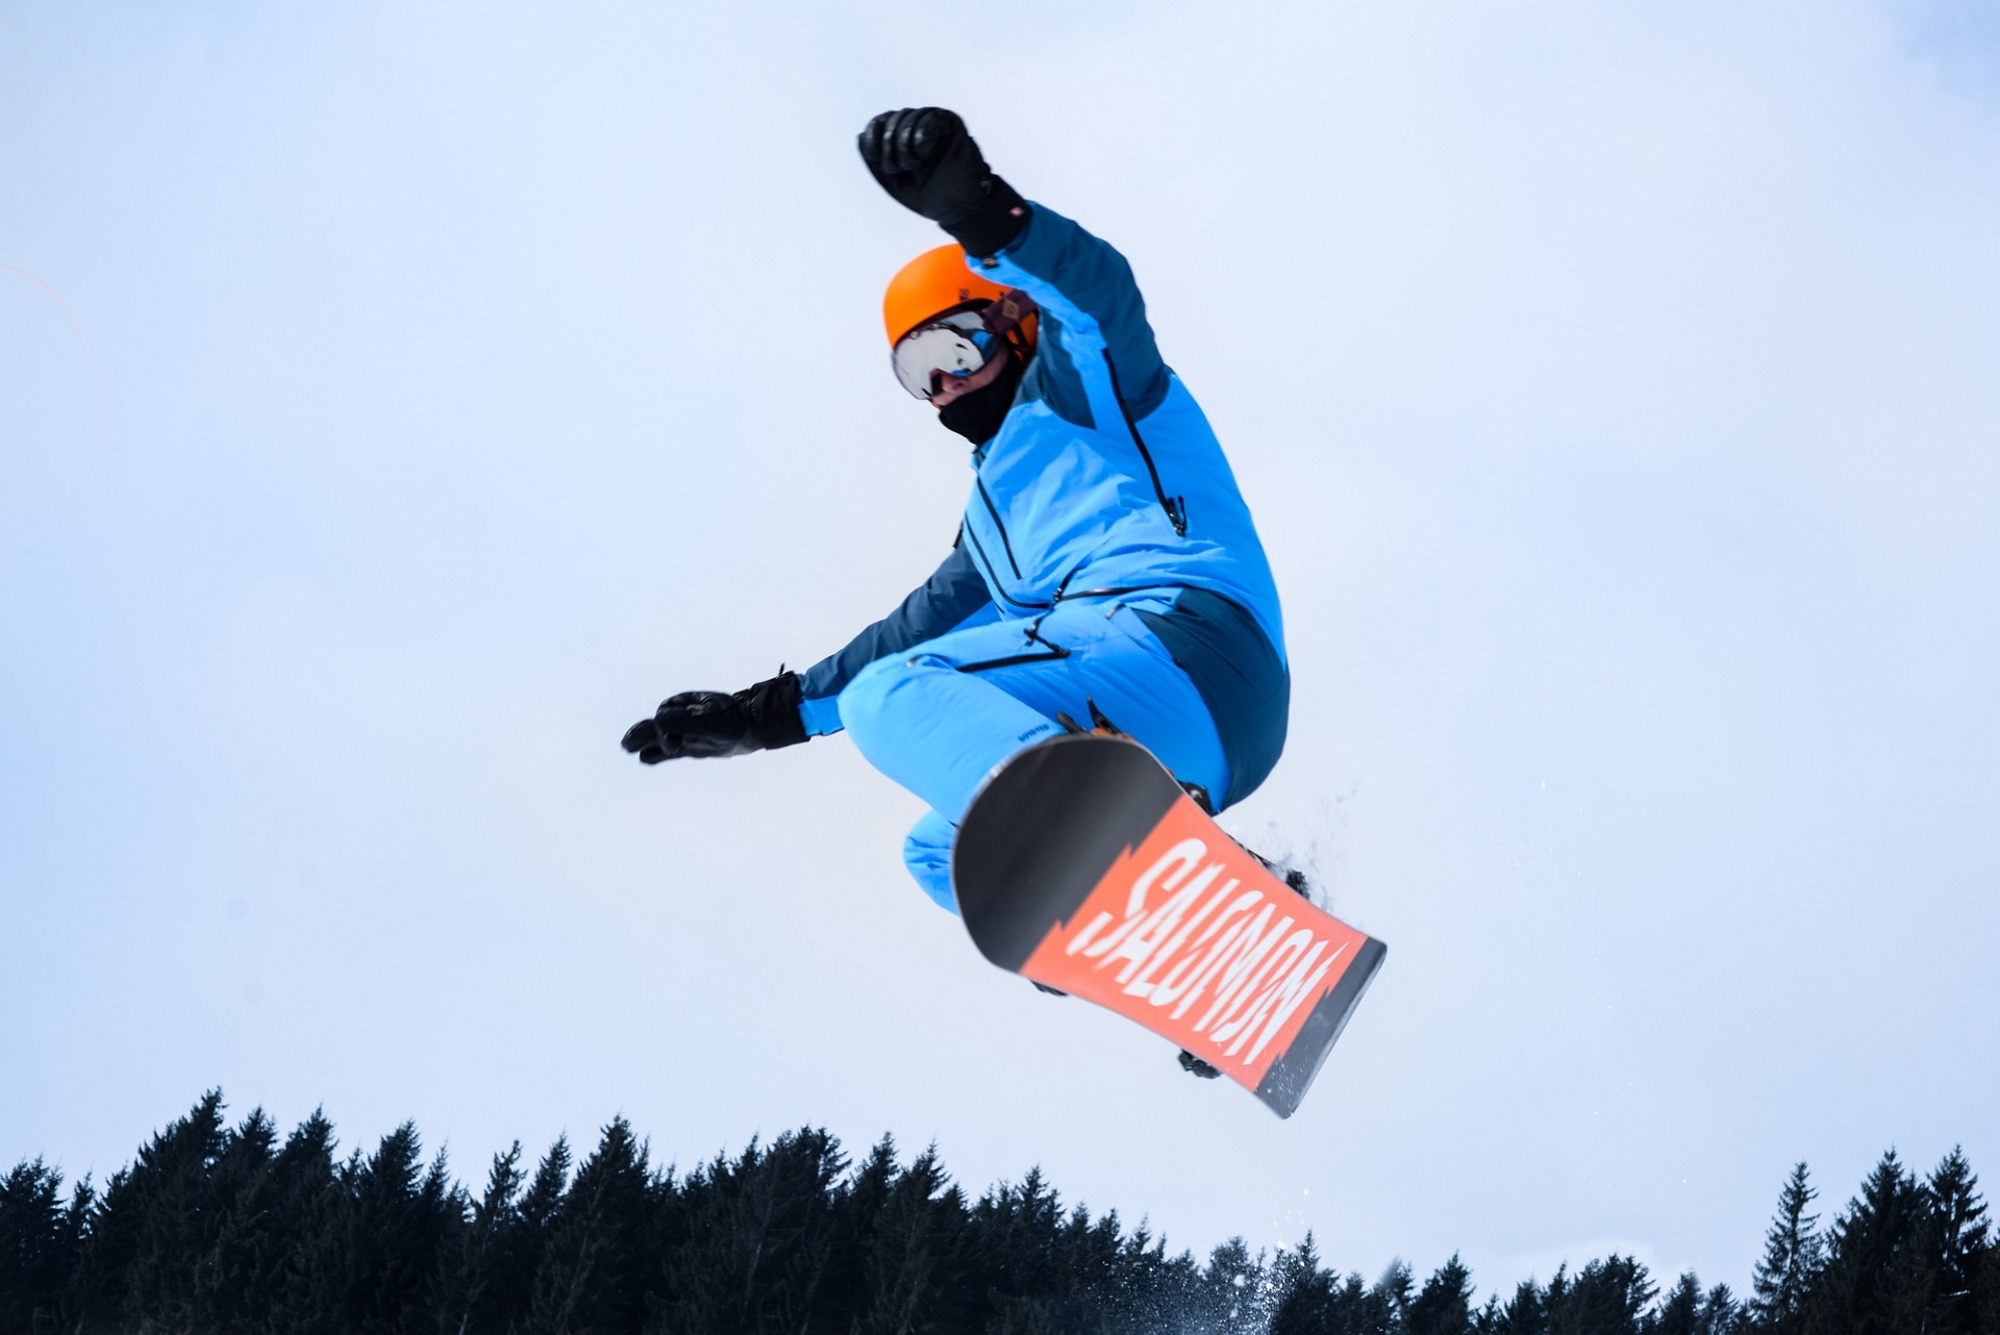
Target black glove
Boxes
[857,107,1029,257]
[621,672,807,764]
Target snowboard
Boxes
[952,733,1386,1118]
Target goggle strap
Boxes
[980,290,1038,341]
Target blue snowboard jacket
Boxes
[798,205,1290,808]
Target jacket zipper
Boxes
[974,477,1023,578]
[1101,352,1188,537]
[963,524,1050,613]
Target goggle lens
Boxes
[892,313,997,399]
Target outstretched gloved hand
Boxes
[621,672,807,764]
[858,108,1028,257]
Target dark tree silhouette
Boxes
[1405,1254,1474,1335]
[1749,1162,1821,1334]
[1548,1255,1654,1335]
[652,1128,844,1334]
[1810,1150,1926,1335]
[1268,1232,1335,1335]
[0,1158,85,1333]
[1489,1275,1545,1335]
[1650,1272,1739,1335]
[525,1117,664,1335]
[437,1139,525,1335]
[0,1091,1988,1335]
[1914,1147,1993,1335]
[852,1142,969,1334]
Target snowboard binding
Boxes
[1178,1049,1222,1079]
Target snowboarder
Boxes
[623,107,1289,919]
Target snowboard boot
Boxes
[1245,845,1312,900]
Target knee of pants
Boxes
[902,810,958,914]
[837,654,932,765]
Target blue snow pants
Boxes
[837,595,1228,912]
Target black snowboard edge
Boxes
[953,736,1182,973]
[1252,937,1388,1119]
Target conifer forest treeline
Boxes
[2,1092,1995,1334]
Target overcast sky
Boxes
[4,0,1998,1299]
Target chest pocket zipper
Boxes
[962,524,1049,614]
[950,613,1071,674]
[974,478,1023,579]
[1102,352,1188,537]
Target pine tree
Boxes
[651,1129,844,1335]
[1913,1147,1991,1335]
[1650,1273,1738,1335]
[1267,1233,1335,1335]
[1812,1149,1927,1335]
[67,1088,232,1329]
[521,1117,662,1335]
[521,1138,573,1235]
[963,1166,1067,1331]
[1058,1200,1132,1318]
[1654,1272,1704,1335]
[435,1140,523,1335]
[1306,1260,1407,1335]
[1183,1237,1267,1334]
[818,1134,898,1329]
[0,1158,83,1333]
[1378,1257,1416,1324]
[1749,1162,1821,1333]
[853,1143,967,1335]
[1407,1255,1475,1335]
[278,1121,465,1334]
[1383,1262,1417,1333]
[257,1109,344,1335]
[1696,1280,1742,1335]
[365,1126,462,1333]
[1978,1232,2000,1335]
[1548,1255,1653,1335]
[1491,1276,1548,1335]
[1104,1219,1188,1335]
[459,1133,572,1331]
[186,1105,281,1332]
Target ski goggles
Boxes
[891,310,1000,400]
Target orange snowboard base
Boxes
[952,734,1385,1118]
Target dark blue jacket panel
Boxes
[1135,588,1290,807]
[798,543,995,735]
[1005,207,1170,422]
[1017,311,1094,430]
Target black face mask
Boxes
[937,350,1025,445]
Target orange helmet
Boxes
[882,244,1035,348]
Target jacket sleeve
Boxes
[796,541,997,736]
[987,204,1172,420]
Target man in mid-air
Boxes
[623,108,1289,921]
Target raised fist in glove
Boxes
[858,107,1028,256]
[621,672,807,764]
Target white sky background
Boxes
[4,0,1998,1299]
